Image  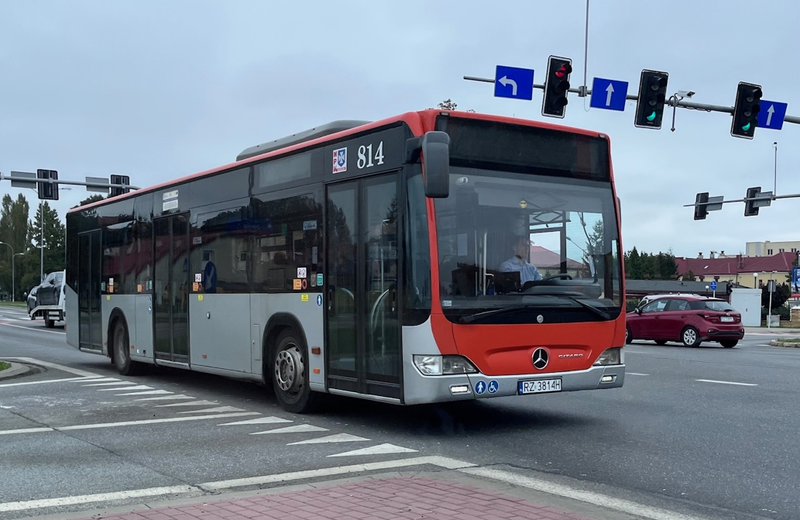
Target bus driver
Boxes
[500,236,543,284]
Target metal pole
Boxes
[40,199,44,282]
[582,0,589,96]
[768,284,773,329]
[773,142,778,196]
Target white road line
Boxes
[114,390,173,396]
[0,412,260,437]
[0,485,197,513]
[0,377,94,388]
[461,467,710,520]
[5,358,101,377]
[134,395,195,401]
[155,400,219,408]
[627,372,649,376]
[0,427,54,436]
[177,406,243,414]
[82,381,136,387]
[71,377,120,383]
[328,443,417,457]
[695,379,758,387]
[58,412,260,431]
[288,433,369,445]
[0,322,64,335]
[250,424,328,435]
[219,417,292,426]
[97,385,153,392]
[200,456,475,491]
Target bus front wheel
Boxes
[113,320,142,376]
[272,329,317,414]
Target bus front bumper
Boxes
[403,364,625,404]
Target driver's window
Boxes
[642,299,668,313]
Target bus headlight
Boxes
[593,347,621,366]
[414,355,477,376]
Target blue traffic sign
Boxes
[710,281,717,291]
[757,100,788,130]
[590,78,628,111]
[494,66,534,101]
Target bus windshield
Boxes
[435,167,621,323]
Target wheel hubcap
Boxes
[684,330,696,344]
[275,345,304,393]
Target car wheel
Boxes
[655,340,667,346]
[272,329,318,414]
[720,340,738,348]
[625,326,633,344]
[113,320,141,376]
[681,326,701,347]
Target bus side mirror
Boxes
[406,131,450,199]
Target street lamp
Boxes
[753,272,758,289]
[0,241,15,302]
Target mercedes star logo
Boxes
[532,348,549,370]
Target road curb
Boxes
[769,339,800,348]
[0,361,32,380]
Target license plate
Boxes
[720,316,734,322]
[518,378,562,395]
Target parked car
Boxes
[26,285,39,318]
[626,295,744,348]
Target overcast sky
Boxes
[1,0,798,259]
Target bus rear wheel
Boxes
[113,320,142,376]
[272,329,317,414]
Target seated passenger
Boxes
[500,237,542,284]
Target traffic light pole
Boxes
[462,76,800,125]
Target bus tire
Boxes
[272,329,317,414]
[113,319,141,376]
[625,326,633,344]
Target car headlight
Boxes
[413,355,477,375]
[594,347,621,366]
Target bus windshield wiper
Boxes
[564,296,612,320]
[458,305,537,324]
[458,296,611,324]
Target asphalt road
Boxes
[1,305,798,520]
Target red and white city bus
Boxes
[66,110,625,413]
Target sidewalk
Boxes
[36,471,643,520]
[745,326,800,334]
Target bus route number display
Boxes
[357,141,384,169]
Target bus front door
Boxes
[326,174,402,400]
[153,214,190,364]
[78,230,102,352]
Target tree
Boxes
[762,282,790,310]
[624,247,678,280]
[74,194,105,208]
[25,202,65,288]
[682,269,695,281]
[0,193,30,301]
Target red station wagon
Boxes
[626,296,744,348]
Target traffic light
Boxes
[634,70,669,129]
[110,174,131,197]
[36,169,59,200]
[744,186,761,216]
[541,56,572,118]
[693,192,709,220]
[731,82,762,139]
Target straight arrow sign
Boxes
[756,100,788,130]
[590,77,628,111]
